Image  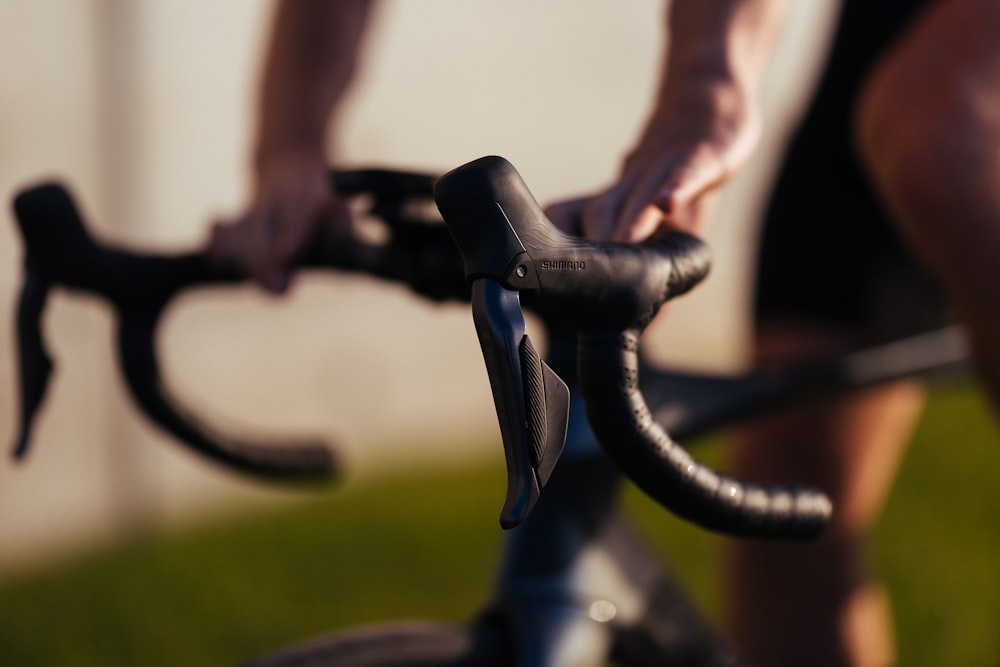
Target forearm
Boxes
[254,0,377,170]
[667,0,787,88]
[656,0,788,118]
[630,0,789,165]
[212,0,376,291]
[600,0,789,238]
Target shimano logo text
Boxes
[540,259,586,271]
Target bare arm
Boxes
[255,0,373,167]
[549,0,788,242]
[211,0,377,292]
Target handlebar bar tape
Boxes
[12,183,336,480]
[579,330,832,538]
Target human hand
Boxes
[547,85,760,243]
[209,153,350,293]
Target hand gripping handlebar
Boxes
[11,169,461,481]
[434,156,833,538]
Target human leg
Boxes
[725,324,925,667]
[723,2,946,662]
[855,0,1000,410]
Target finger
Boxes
[243,207,287,293]
[649,163,724,219]
[618,151,728,239]
[207,219,238,268]
[648,130,758,221]
[271,192,321,265]
[619,204,665,243]
[256,191,325,294]
[580,182,632,242]
[604,170,671,243]
[208,208,289,292]
[543,196,592,236]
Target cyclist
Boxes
[209,1,1000,666]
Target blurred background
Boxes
[4,3,999,666]
[0,0,836,572]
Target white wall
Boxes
[0,0,836,573]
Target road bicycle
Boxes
[11,156,968,666]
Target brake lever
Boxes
[436,155,833,539]
[471,280,569,528]
[13,268,52,459]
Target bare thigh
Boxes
[856,0,1000,405]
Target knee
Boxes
[853,0,1000,251]
[853,52,957,228]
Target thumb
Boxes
[543,196,592,236]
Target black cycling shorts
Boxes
[753,0,952,342]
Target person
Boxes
[209,1,1000,665]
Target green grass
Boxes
[1,381,998,666]
[0,469,508,667]
[875,383,1000,666]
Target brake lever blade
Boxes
[471,279,569,529]
[13,268,54,459]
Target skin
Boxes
[546,0,788,240]
[729,1,1000,665]
[855,0,1000,410]
[726,324,925,667]
[211,0,788,281]
[209,0,376,293]
[210,1,1000,664]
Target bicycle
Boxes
[11,155,968,666]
